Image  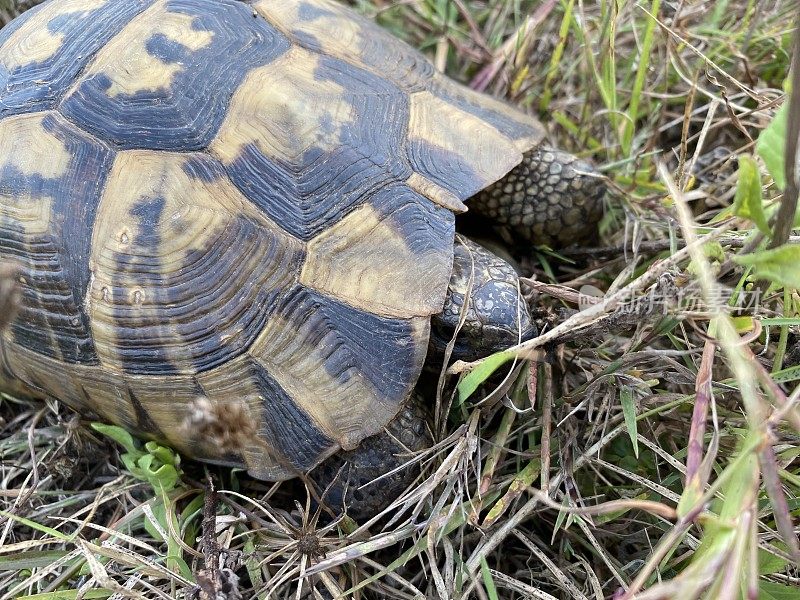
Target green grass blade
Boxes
[539,0,575,113]
[480,557,500,600]
[620,386,639,458]
[622,0,660,154]
[456,350,516,404]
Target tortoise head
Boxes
[429,237,536,363]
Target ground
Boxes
[0,1,799,599]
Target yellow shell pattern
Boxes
[0,0,544,478]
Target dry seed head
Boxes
[183,397,258,455]
[296,531,324,559]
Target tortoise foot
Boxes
[309,396,430,520]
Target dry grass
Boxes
[1,0,799,598]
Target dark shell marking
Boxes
[196,357,335,474]
[61,0,291,150]
[254,0,546,203]
[0,0,150,116]
[212,48,412,241]
[0,111,112,364]
[87,150,304,376]
[0,0,544,478]
[260,0,437,93]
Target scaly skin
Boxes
[309,396,430,519]
[429,237,536,362]
[470,146,606,246]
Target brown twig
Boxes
[196,475,221,600]
[685,341,715,484]
[769,11,800,249]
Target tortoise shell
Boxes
[0,0,544,478]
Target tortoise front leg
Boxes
[308,395,430,520]
[470,146,606,247]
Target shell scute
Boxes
[429,76,544,150]
[0,0,546,476]
[87,151,304,376]
[210,47,411,240]
[255,0,544,204]
[248,286,429,453]
[197,357,336,477]
[300,183,454,318]
[255,0,436,92]
[60,0,291,150]
[0,0,151,115]
[0,111,113,364]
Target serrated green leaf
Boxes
[137,454,179,491]
[153,465,179,491]
[120,453,139,476]
[756,103,789,190]
[457,350,515,404]
[136,453,155,475]
[735,245,800,289]
[90,423,141,456]
[620,386,639,458]
[144,441,180,468]
[733,155,770,234]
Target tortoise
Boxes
[0,0,605,515]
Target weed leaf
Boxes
[756,103,788,191]
[735,245,800,289]
[732,155,770,234]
